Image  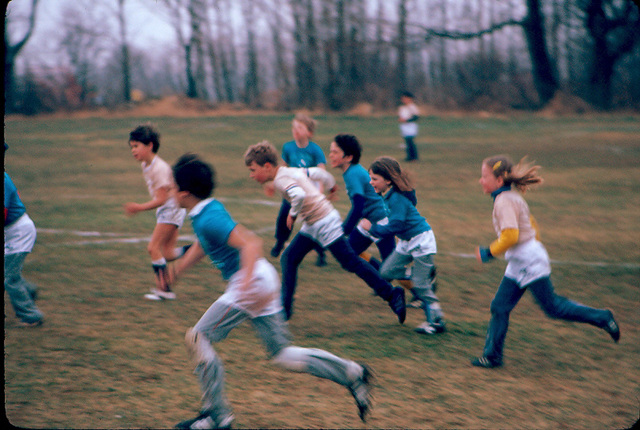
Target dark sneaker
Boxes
[604,310,620,343]
[432,318,446,334]
[349,364,374,422]
[471,356,502,369]
[270,242,284,258]
[175,411,234,429]
[389,287,406,324]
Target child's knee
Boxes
[185,327,217,366]
[271,346,307,372]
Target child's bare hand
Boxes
[359,219,372,231]
[327,185,339,202]
[474,246,482,263]
[243,290,276,315]
[286,214,296,230]
[123,202,141,216]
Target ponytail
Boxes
[484,155,543,193]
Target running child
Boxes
[472,155,620,368]
[361,156,446,335]
[123,124,187,300]
[271,114,327,266]
[169,154,373,428]
[244,141,406,323]
[327,134,395,271]
[4,143,44,327]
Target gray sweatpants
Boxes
[4,252,43,324]
[185,300,363,419]
[380,252,443,324]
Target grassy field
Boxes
[4,112,639,429]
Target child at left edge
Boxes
[123,124,188,301]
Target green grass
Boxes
[4,113,640,429]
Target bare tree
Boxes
[58,1,113,109]
[241,0,260,106]
[4,0,40,113]
[117,0,131,103]
[579,0,640,109]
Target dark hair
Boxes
[334,134,362,165]
[369,156,413,192]
[173,153,215,199]
[129,124,160,153]
[401,91,414,99]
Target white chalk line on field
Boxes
[37,228,640,269]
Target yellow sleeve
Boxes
[530,215,541,241]
[489,228,519,256]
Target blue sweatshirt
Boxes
[4,173,27,226]
[342,164,388,234]
[368,187,430,241]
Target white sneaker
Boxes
[414,321,436,335]
[407,298,422,308]
[144,289,176,300]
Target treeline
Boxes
[5,0,640,115]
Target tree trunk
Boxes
[521,0,558,106]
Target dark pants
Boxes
[482,276,610,364]
[404,136,418,161]
[274,199,324,257]
[281,233,395,320]
[348,228,395,271]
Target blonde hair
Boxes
[244,140,279,166]
[483,155,543,193]
[369,156,413,192]
[293,113,317,135]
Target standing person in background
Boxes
[472,155,620,369]
[169,154,374,428]
[398,91,420,162]
[4,143,44,327]
[244,141,406,324]
[123,124,188,301]
[361,156,446,335]
[271,114,327,267]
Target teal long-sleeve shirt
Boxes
[368,187,430,241]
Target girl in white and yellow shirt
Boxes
[472,155,620,368]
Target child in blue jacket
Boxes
[361,156,446,335]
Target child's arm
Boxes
[368,194,406,239]
[476,229,519,263]
[124,185,171,216]
[342,194,366,235]
[227,224,274,314]
[171,241,206,281]
[306,167,336,191]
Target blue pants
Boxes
[274,199,324,257]
[281,233,394,320]
[4,252,43,324]
[404,136,418,161]
[347,228,395,271]
[482,276,610,364]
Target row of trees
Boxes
[5,0,640,115]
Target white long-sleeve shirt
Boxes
[273,167,336,225]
